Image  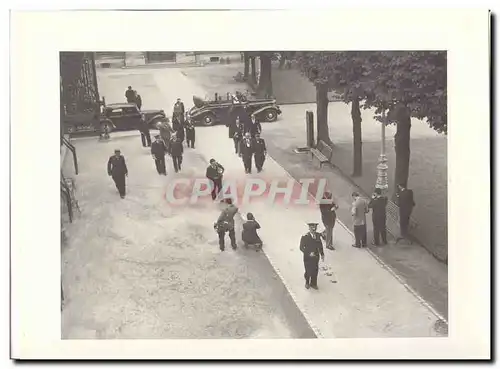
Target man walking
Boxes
[369,188,388,246]
[396,184,416,239]
[139,114,151,147]
[319,191,338,250]
[125,86,136,103]
[240,132,254,174]
[169,134,184,173]
[172,115,185,146]
[214,198,239,251]
[185,120,196,149]
[299,223,325,290]
[151,135,167,175]
[173,98,185,124]
[351,192,369,248]
[253,132,267,173]
[107,149,128,198]
[206,159,224,200]
[135,93,143,110]
[248,114,262,137]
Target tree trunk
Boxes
[250,57,257,85]
[279,53,286,69]
[243,53,250,79]
[316,83,332,146]
[351,97,363,177]
[393,104,412,198]
[257,54,273,98]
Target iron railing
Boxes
[61,136,78,175]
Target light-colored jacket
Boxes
[351,197,369,226]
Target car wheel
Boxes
[264,109,278,122]
[202,114,216,126]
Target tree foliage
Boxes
[296,50,447,191]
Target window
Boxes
[209,57,220,62]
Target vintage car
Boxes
[64,103,166,134]
[187,94,282,127]
[102,103,166,131]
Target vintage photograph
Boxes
[60,50,449,339]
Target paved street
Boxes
[61,65,446,338]
[61,134,314,339]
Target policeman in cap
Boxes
[299,222,325,290]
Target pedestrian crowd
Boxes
[106,90,416,291]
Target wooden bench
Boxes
[310,140,333,168]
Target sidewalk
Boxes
[195,125,445,338]
[61,133,314,339]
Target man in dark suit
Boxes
[135,94,143,110]
[240,132,254,174]
[206,159,224,200]
[107,149,128,198]
[396,184,416,239]
[319,191,338,250]
[168,134,184,173]
[369,188,388,245]
[252,132,267,173]
[151,135,167,175]
[300,223,325,290]
[125,86,135,103]
[249,114,262,137]
[185,119,196,149]
[173,98,185,124]
[139,114,151,147]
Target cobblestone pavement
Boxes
[61,134,315,339]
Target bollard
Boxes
[306,110,314,148]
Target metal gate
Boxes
[60,52,100,116]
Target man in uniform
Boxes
[185,119,196,149]
[125,86,136,103]
[319,191,338,250]
[151,135,167,175]
[172,115,185,146]
[214,198,239,251]
[168,133,184,173]
[240,132,254,174]
[369,188,388,245]
[252,132,267,173]
[107,149,128,198]
[396,184,416,239]
[351,192,369,248]
[299,223,325,290]
[206,159,225,200]
[139,114,151,147]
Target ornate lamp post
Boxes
[375,110,389,193]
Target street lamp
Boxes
[375,110,389,193]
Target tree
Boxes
[256,52,274,98]
[363,51,447,192]
[296,52,334,146]
[243,52,250,80]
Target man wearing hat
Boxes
[214,198,239,251]
[151,135,167,175]
[173,98,185,124]
[139,114,152,147]
[168,133,184,173]
[319,191,338,250]
[252,132,267,173]
[299,223,325,290]
[107,149,128,198]
[368,188,388,246]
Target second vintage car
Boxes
[187,93,282,127]
[102,103,166,131]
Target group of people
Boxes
[229,112,267,174]
[125,86,143,110]
[107,92,417,292]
